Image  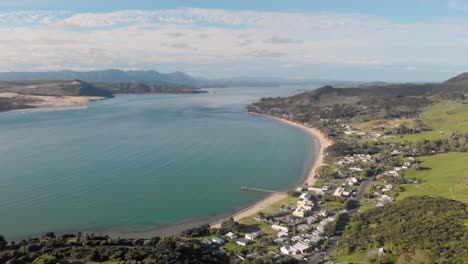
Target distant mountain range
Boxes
[0,70,198,86]
[0,70,332,88]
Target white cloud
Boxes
[0,8,467,80]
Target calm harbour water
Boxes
[0,86,317,240]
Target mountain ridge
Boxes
[0,69,198,86]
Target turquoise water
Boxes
[0,86,316,240]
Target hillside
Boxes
[442,72,468,95]
[0,80,113,111]
[0,69,198,86]
[93,82,205,94]
[0,80,113,97]
[337,196,468,263]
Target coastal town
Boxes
[186,118,429,263]
[192,90,467,263]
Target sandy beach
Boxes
[211,113,332,227]
[0,92,106,113]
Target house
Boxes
[333,187,343,196]
[277,231,288,238]
[293,207,310,217]
[308,236,323,245]
[299,191,313,200]
[293,200,314,217]
[291,235,304,242]
[280,245,299,255]
[342,189,352,197]
[292,242,312,254]
[212,237,225,244]
[297,224,311,233]
[245,231,262,241]
[236,238,249,246]
[349,167,363,172]
[308,187,325,195]
[382,184,393,192]
[271,224,289,233]
[306,216,318,224]
[317,210,328,217]
[274,238,285,245]
[225,232,238,240]
[246,252,261,259]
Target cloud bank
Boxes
[0,8,467,81]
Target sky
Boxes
[1,0,468,81]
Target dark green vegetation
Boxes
[0,230,298,264]
[337,196,468,263]
[0,233,228,264]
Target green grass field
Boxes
[387,101,468,142]
[398,152,468,203]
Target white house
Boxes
[292,242,312,254]
[308,187,325,195]
[277,231,288,238]
[299,191,313,200]
[245,232,262,241]
[280,245,298,255]
[271,224,289,233]
[225,232,238,240]
[236,238,249,246]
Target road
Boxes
[307,177,373,263]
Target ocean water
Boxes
[0,86,317,240]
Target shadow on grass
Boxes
[239,224,262,233]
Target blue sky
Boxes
[0,0,468,81]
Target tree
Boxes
[0,234,6,249]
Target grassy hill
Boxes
[387,101,468,142]
[397,153,468,204]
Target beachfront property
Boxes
[299,191,313,201]
[245,231,262,241]
[307,187,325,195]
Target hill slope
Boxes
[0,80,114,97]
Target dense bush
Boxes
[337,196,468,263]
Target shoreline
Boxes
[211,113,332,227]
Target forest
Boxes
[336,196,468,263]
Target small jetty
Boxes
[240,186,287,195]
